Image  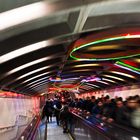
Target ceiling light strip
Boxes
[116,61,140,72]
[102,78,116,83]
[0,2,47,31]
[70,34,140,61]
[85,83,100,88]
[22,72,51,84]
[97,80,110,85]
[110,71,135,78]
[115,64,140,75]
[0,41,47,64]
[102,74,125,81]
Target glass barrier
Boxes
[69,108,140,140]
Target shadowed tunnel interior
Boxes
[1,0,140,96]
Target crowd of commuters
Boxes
[41,94,72,133]
[69,95,140,129]
[42,93,140,133]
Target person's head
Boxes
[98,101,103,107]
[116,100,123,108]
[91,96,95,102]
[104,95,110,103]
[127,97,139,109]
[86,97,90,101]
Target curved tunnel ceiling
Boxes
[0,0,140,95]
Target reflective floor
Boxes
[35,121,46,140]
[47,117,70,140]
[35,117,71,140]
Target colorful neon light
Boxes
[81,77,101,82]
[102,74,125,81]
[53,82,83,90]
[49,77,79,82]
[70,34,140,61]
[115,63,140,75]
[116,61,140,72]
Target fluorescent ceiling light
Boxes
[97,80,109,85]
[103,74,125,81]
[81,77,101,82]
[3,56,52,79]
[22,72,52,84]
[132,136,139,140]
[102,78,116,83]
[86,83,100,88]
[87,45,120,51]
[116,61,140,71]
[0,41,48,64]
[83,85,95,89]
[25,76,50,87]
[72,69,92,72]
[115,64,140,75]
[0,2,47,31]
[110,71,135,78]
[50,77,79,82]
[16,65,52,80]
[29,80,49,88]
[14,76,50,90]
[5,65,53,86]
[30,81,48,89]
[41,93,46,96]
[74,64,100,67]
[133,58,140,63]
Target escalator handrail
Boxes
[71,112,114,140]
[70,110,140,139]
[18,115,40,140]
[89,115,140,135]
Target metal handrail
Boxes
[18,115,40,140]
[0,114,29,132]
[70,109,140,140]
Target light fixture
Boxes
[116,61,140,72]
[29,80,49,88]
[83,85,96,89]
[0,56,53,80]
[87,45,121,51]
[97,80,110,85]
[9,76,50,91]
[102,74,125,81]
[133,58,140,63]
[71,69,93,72]
[132,136,139,140]
[21,72,52,84]
[115,64,140,75]
[70,34,140,61]
[41,93,46,96]
[53,82,83,90]
[109,71,135,78]
[85,83,100,88]
[0,2,47,31]
[102,78,116,83]
[25,76,50,87]
[81,77,101,82]
[74,64,100,67]
[28,81,48,90]
[16,65,52,80]
[49,77,79,82]
[0,41,48,64]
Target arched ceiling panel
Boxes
[1,0,140,95]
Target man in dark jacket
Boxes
[59,105,72,133]
[53,98,62,125]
